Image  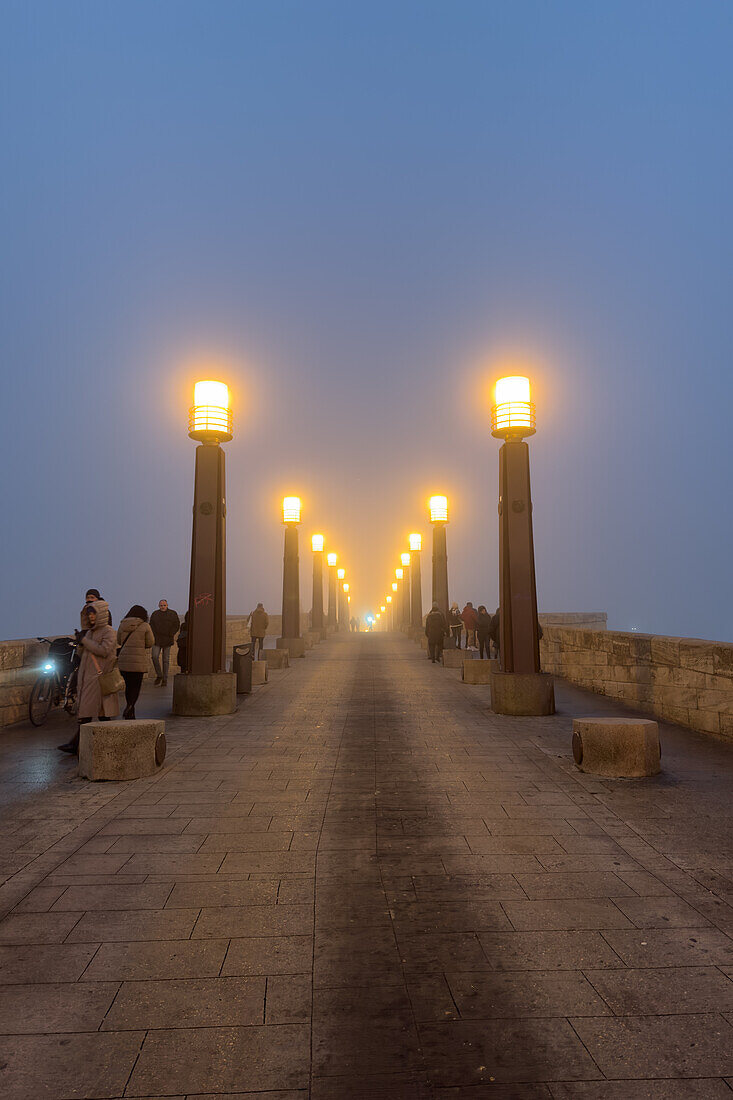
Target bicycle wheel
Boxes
[28,675,55,726]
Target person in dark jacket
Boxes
[176,611,189,673]
[448,603,463,649]
[425,602,448,663]
[476,605,492,659]
[489,607,501,659]
[150,599,180,686]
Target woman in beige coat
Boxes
[58,599,119,755]
[117,605,154,719]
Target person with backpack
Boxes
[117,605,155,719]
[425,602,448,663]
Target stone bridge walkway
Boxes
[2,633,733,1098]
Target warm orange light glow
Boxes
[343,582,349,593]
[380,605,386,612]
[386,595,392,604]
[327,552,337,567]
[400,552,411,567]
[409,533,422,552]
[391,582,398,592]
[376,613,381,619]
[337,568,345,580]
[189,380,233,442]
[283,496,301,523]
[395,568,403,580]
[491,375,536,438]
[429,495,448,523]
[311,534,324,552]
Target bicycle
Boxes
[28,636,78,727]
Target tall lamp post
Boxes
[409,533,423,632]
[337,568,346,631]
[173,380,236,716]
[342,583,350,631]
[395,568,404,630]
[327,552,338,631]
[429,495,449,621]
[277,496,306,658]
[311,534,325,639]
[490,375,554,715]
[400,552,411,633]
[386,594,393,631]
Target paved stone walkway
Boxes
[2,633,733,1098]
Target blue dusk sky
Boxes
[1,0,732,640]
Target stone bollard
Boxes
[462,658,498,683]
[306,631,321,647]
[572,718,661,778]
[442,649,467,669]
[251,661,268,685]
[172,673,236,716]
[260,649,289,668]
[277,637,305,658]
[79,719,166,781]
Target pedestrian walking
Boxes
[461,602,479,649]
[58,599,119,755]
[248,603,269,658]
[117,605,154,719]
[150,599,180,686]
[448,603,463,649]
[425,601,447,663]
[476,605,492,659]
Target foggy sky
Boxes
[2,1,733,642]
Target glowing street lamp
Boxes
[310,534,325,636]
[386,593,393,631]
[326,552,338,630]
[490,374,553,714]
[174,380,235,715]
[400,552,411,631]
[337,569,348,631]
[408,533,423,631]
[429,495,449,620]
[278,496,305,657]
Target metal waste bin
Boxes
[232,643,253,694]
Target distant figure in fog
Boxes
[176,612,189,672]
[356,617,361,633]
[248,603,269,658]
[489,607,501,659]
[150,599,180,687]
[58,600,118,755]
[476,605,492,660]
[461,602,478,649]
[448,603,462,649]
[425,601,447,663]
[350,616,356,632]
[117,605,154,720]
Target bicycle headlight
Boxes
[43,662,54,672]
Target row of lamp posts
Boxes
[173,372,552,719]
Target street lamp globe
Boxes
[343,583,349,593]
[429,495,448,524]
[311,534,324,552]
[386,595,392,604]
[283,496,301,524]
[189,380,233,443]
[380,605,386,613]
[327,552,337,567]
[337,568,345,580]
[401,552,411,567]
[491,375,536,439]
[395,568,403,581]
[409,533,422,551]
[391,582,398,592]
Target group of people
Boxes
[425,600,500,663]
[57,589,183,756]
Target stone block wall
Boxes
[540,627,733,741]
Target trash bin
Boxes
[232,643,253,694]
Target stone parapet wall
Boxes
[540,627,733,741]
[539,612,607,630]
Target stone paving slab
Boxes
[1,632,733,1096]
